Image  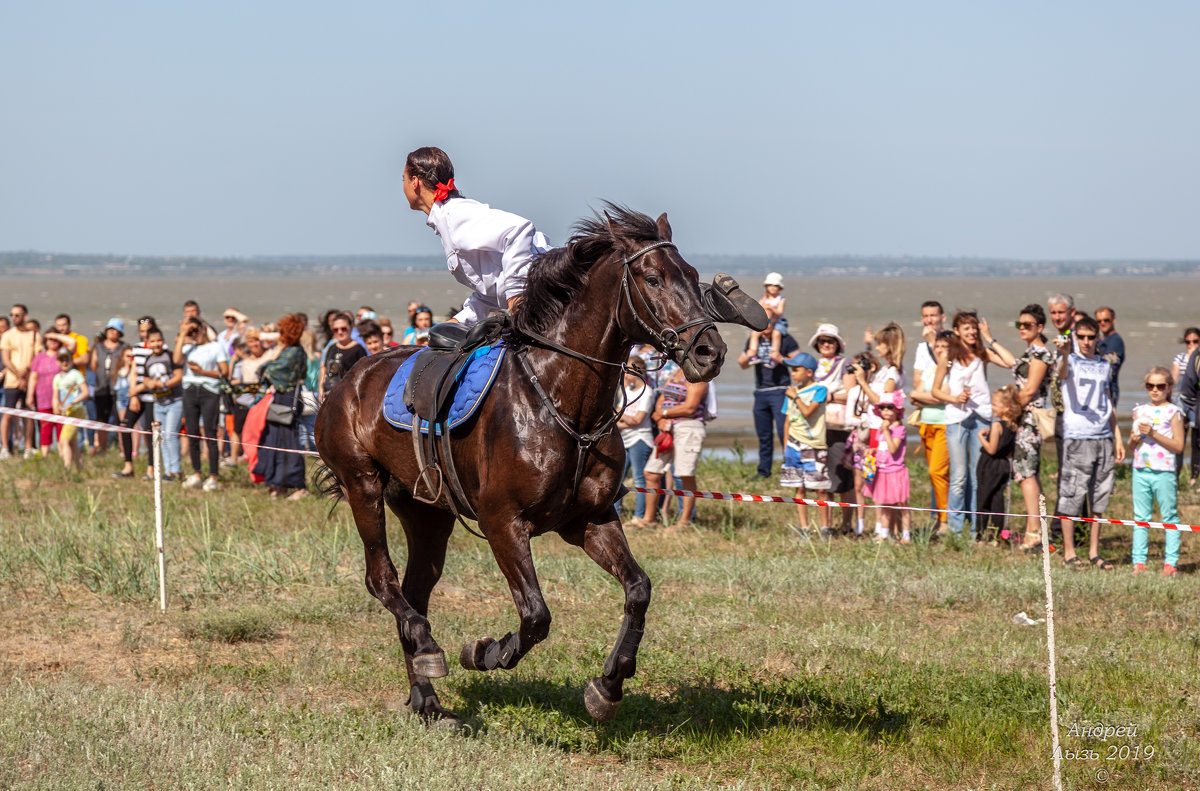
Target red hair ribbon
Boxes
[433,178,455,202]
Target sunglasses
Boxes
[1097,317,1113,323]
[1074,333,1097,341]
[1146,382,1168,391]
[817,337,837,344]
[1186,339,1200,346]
[333,326,350,333]
[1014,321,1037,330]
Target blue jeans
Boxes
[298,411,317,452]
[620,439,653,518]
[945,413,986,536]
[753,388,787,477]
[153,399,183,475]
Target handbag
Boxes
[265,385,300,426]
[1032,407,1056,441]
[654,430,674,455]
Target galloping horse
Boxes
[315,206,727,723]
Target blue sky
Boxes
[1,1,1196,259]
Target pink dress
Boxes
[863,424,910,505]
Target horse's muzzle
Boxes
[678,327,726,383]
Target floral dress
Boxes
[1011,342,1054,480]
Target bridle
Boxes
[512,239,718,500]
[516,239,717,370]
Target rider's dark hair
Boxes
[405,147,463,198]
[515,204,663,337]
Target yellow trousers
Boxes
[919,423,949,521]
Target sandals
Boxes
[1089,555,1114,571]
[1063,556,1088,570]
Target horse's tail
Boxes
[313,463,347,515]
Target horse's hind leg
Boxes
[385,485,457,722]
[343,472,450,717]
[458,516,552,674]
[560,509,651,722]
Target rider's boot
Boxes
[700,274,768,331]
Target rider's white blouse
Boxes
[426,198,550,324]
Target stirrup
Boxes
[700,274,768,331]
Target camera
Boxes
[854,353,874,374]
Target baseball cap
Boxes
[782,352,818,370]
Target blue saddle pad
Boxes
[382,343,506,434]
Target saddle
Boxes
[403,317,509,530]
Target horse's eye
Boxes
[644,275,661,288]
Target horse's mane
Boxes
[514,203,663,336]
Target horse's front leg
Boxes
[459,516,552,673]
[560,507,651,722]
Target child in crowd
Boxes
[1055,316,1125,570]
[1130,367,1184,576]
[359,320,385,355]
[861,391,910,541]
[51,349,89,470]
[976,385,1021,544]
[747,273,786,367]
[779,353,831,535]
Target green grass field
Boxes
[1,447,1198,790]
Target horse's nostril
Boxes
[695,344,714,360]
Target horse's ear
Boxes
[655,213,672,242]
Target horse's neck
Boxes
[526,292,628,429]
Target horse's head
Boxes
[515,205,727,382]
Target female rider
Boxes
[403,147,549,325]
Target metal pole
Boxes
[152,421,167,613]
[1040,494,1063,791]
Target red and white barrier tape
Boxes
[0,405,321,457]
[631,486,1199,532]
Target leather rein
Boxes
[513,240,717,501]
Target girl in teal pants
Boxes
[1129,367,1186,575]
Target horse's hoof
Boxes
[413,651,448,679]
[459,637,494,671]
[584,677,621,722]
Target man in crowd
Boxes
[1096,306,1125,404]
[738,318,799,479]
[183,300,218,342]
[1054,316,1124,570]
[54,314,89,371]
[1,305,37,458]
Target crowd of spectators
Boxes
[0,299,434,499]
[1,285,1197,575]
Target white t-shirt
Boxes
[619,381,655,449]
[864,365,902,430]
[181,341,231,393]
[913,342,935,378]
[1132,402,1181,471]
[944,357,992,424]
[1062,353,1113,439]
[426,198,551,324]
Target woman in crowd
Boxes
[809,323,857,532]
[641,364,710,531]
[404,306,434,344]
[110,346,136,476]
[932,312,1013,537]
[253,314,310,499]
[909,330,953,532]
[1172,327,1199,486]
[27,330,64,456]
[319,312,367,400]
[618,357,656,528]
[850,322,906,536]
[89,318,128,454]
[175,316,231,491]
[143,327,184,481]
[128,316,159,466]
[1005,305,1054,550]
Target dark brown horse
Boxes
[315,206,726,724]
